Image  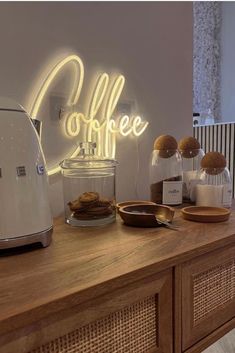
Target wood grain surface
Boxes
[1,208,235,339]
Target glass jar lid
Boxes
[61,142,117,169]
[61,157,117,170]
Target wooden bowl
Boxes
[119,204,175,227]
[116,200,156,213]
[181,206,231,223]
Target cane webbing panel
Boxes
[29,295,158,353]
[193,260,235,323]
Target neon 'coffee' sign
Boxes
[29,55,148,175]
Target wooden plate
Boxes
[181,206,231,223]
[119,204,175,227]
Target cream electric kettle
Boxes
[0,98,53,249]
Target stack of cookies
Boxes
[68,192,114,220]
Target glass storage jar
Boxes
[61,142,117,226]
[195,152,232,208]
[196,166,232,208]
[180,151,204,202]
[178,137,204,202]
[150,148,183,205]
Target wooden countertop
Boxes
[1,209,235,338]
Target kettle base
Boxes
[0,227,53,249]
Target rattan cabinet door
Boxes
[181,245,235,350]
[23,270,172,353]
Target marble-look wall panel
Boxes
[193,2,222,121]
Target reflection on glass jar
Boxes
[150,149,183,206]
[180,148,204,202]
[197,166,232,208]
[61,142,117,227]
[196,152,232,208]
[178,136,204,202]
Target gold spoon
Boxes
[155,214,179,231]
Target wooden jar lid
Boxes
[201,152,226,175]
[178,136,200,158]
[153,135,177,158]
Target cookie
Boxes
[97,198,112,207]
[87,206,113,216]
[68,199,84,211]
[73,212,93,220]
[79,192,99,205]
[69,192,114,221]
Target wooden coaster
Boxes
[181,206,231,223]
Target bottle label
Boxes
[163,181,182,205]
[222,184,232,207]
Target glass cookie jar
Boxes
[61,142,117,226]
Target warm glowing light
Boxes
[88,73,109,119]
[48,166,61,176]
[132,116,149,136]
[105,75,125,120]
[119,115,133,136]
[30,55,84,118]
[29,54,148,175]
[66,112,80,137]
[87,73,109,156]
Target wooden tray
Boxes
[181,206,231,223]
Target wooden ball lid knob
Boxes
[154,135,177,158]
[201,152,226,175]
[178,136,200,158]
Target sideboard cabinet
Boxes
[181,244,235,353]
[26,270,172,353]
[0,214,235,353]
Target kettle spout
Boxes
[31,118,42,138]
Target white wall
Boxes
[221,3,235,122]
[0,2,193,216]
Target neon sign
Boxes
[29,54,148,175]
